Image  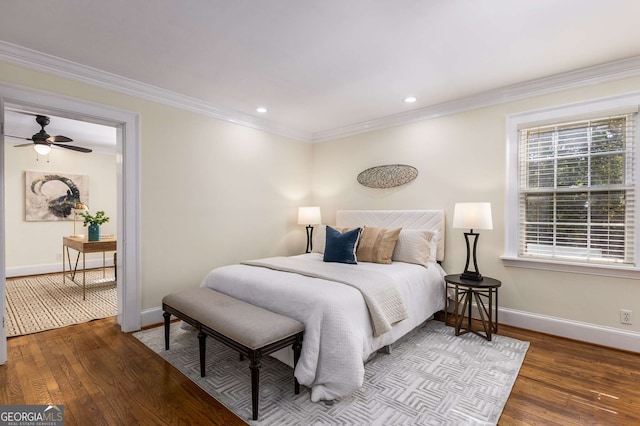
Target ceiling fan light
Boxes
[34,144,52,155]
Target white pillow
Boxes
[392,229,437,267]
[312,225,327,254]
[429,230,439,262]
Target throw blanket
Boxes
[242,257,408,336]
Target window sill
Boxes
[501,255,640,279]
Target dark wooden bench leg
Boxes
[293,334,303,394]
[163,311,171,350]
[198,331,207,377]
[161,298,303,422]
[250,356,261,421]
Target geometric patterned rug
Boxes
[134,320,529,425]
[5,269,116,337]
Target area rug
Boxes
[6,269,116,337]
[134,320,529,425]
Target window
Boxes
[521,115,635,263]
[504,94,640,277]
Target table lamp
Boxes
[298,206,322,253]
[452,202,493,281]
[73,201,89,237]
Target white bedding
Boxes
[200,253,446,402]
[243,256,409,336]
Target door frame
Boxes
[0,82,141,364]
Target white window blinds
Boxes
[518,113,636,264]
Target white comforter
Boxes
[200,253,446,402]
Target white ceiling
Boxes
[2,0,640,142]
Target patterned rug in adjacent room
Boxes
[135,320,529,425]
[6,269,117,337]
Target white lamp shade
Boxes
[452,202,493,230]
[298,206,321,225]
[34,144,52,155]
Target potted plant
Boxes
[79,210,110,241]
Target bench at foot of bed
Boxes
[162,287,304,421]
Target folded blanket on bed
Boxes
[242,257,408,336]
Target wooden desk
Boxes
[63,236,117,300]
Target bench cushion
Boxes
[163,287,304,350]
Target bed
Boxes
[199,209,447,402]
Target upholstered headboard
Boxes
[335,209,445,262]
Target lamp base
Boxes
[460,271,483,281]
[305,225,314,254]
[460,230,483,281]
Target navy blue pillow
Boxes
[323,226,361,264]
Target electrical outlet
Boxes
[620,309,632,325]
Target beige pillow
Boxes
[392,229,436,267]
[356,226,402,264]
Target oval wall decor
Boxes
[357,164,418,188]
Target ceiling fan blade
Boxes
[47,135,73,143]
[54,143,92,153]
[4,134,33,141]
[14,143,35,148]
[6,109,40,117]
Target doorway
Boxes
[4,108,118,336]
[0,82,141,364]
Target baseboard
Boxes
[497,307,640,353]
[453,295,640,352]
[141,306,164,328]
[6,259,114,278]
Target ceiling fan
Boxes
[6,114,93,153]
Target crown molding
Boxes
[3,40,640,144]
[0,41,312,142]
[311,55,640,142]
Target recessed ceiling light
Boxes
[256,107,267,113]
[403,96,417,103]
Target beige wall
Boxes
[311,75,640,335]
[5,146,117,273]
[1,61,313,311]
[3,59,640,338]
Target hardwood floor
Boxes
[498,325,640,425]
[1,317,639,425]
[0,317,245,425]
